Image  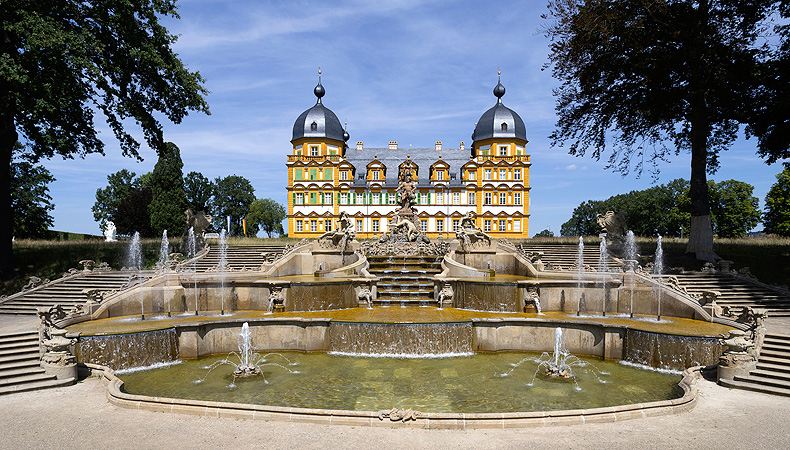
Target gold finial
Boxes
[318,66,322,75]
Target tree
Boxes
[113,186,154,237]
[543,0,787,260]
[561,200,606,236]
[148,142,187,236]
[213,175,255,236]
[246,198,286,238]
[764,164,790,236]
[92,170,143,233]
[0,1,209,277]
[533,229,555,238]
[184,171,214,214]
[709,179,761,238]
[11,157,54,239]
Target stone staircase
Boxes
[517,243,620,270]
[0,331,74,395]
[670,273,790,317]
[191,245,287,272]
[367,256,442,306]
[720,333,790,397]
[0,271,138,316]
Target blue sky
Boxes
[42,0,786,237]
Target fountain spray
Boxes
[220,229,228,315]
[188,227,198,315]
[576,237,584,316]
[127,232,144,320]
[159,230,170,316]
[655,235,664,321]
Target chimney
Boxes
[388,141,398,150]
[435,141,442,151]
[356,141,363,150]
[459,141,465,151]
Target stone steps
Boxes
[0,377,75,396]
[516,243,617,270]
[668,273,790,317]
[192,245,287,271]
[719,377,790,398]
[0,331,75,396]
[722,333,790,397]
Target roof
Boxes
[344,147,471,188]
[291,102,346,143]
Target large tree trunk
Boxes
[0,30,17,278]
[686,116,717,261]
[0,114,15,279]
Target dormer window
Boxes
[437,171,444,181]
[310,122,318,131]
[499,146,508,156]
[372,171,379,180]
[501,122,507,131]
[310,145,319,156]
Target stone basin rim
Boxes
[90,363,701,428]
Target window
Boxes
[341,171,348,180]
[356,193,364,204]
[453,192,460,205]
[436,192,443,205]
[310,122,317,132]
[484,219,492,232]
[356,220,363,232]
[499,169,506,180]
[501,123,508,132]
[325,219,332,231]
[437,171,444,180]
[499,219,506,231]
[372,220,379,233]
[310,192,317,204]
[499,192,507,205]
[484,192,492,205]
[310,145,319,156]
[421,193,428,204]
[468,171,476,180]
[341,193,348,204]
[499,146,508,156]
[453,219,460,232]
[514,169,521,180]
[324,193,332,204]
[294,170,302,180]
[372,171,379,180]
[420,220,427,232]
[309,169,317,180]
[389,193,396,204]
[296,221,303,232]
[296,193,304,205]
[310,220,317,232]
[372,192,380,204]
[514,192,521,205]
[468,192,476,205]
[484,169,492,180]
[514,220,521,232]
[436,219,444,232]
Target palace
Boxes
[287,74,531,239]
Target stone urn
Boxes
[40,329,77,381]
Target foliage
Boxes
[113,187,154,237]
[148,142,188,236]
[764,164,790,236]
[561,178,760,238]
[92,170,144,233]
[543,0,788,255]
[0,0,209,277]
[11,157,54,239]
[532,229,555,238]
[709,179,761,238]
[212,175,255,236]
[245,198,286,238]
[184,171,215,215]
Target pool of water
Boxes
[118,352,681,413]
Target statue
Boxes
[104,221,117,242]
[375,157,429,245]
[456,211,491,251]
[317,212,356,250]
[388,214,420,242]
[596,210,628,257]
[396,172,417,212]
[182,209,213,252]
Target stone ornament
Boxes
[104,220,117,242]
[438,282,454,307]
[36,304,66,328]
[455,211,492,252]
[268,286,285,312]
[377,408,422,422]
[23,276,48,291]
[317,211,356,251]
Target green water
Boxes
[118,352,681,414]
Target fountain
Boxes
[187,227,198,315]
[576,236,584,316]
[158,230,170,316]
[654,235,664,321]
[219,228,227,315]
[126,232,144,320]
[598,236,608,316]
[624,230,637,317]
[195,322,299,385]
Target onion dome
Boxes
[471,73,527,143]
[291,70,345,143]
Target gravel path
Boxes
[1,376,789,450]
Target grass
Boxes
[2,235,788,297]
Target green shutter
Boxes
[427,193,431,205]
[310,169,317,180]
[292,193,296,205]
[294,170,302,181]
[325,168,332,179]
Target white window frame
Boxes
[514,169,521,180]
[372,171,379,180]
[499,146,508,156]
[514,220,521,232]
[514,192,521,205]
[324,219,332,231]
[310,220,317,232]
[452,192,460,205]
[437,219,444,232]
[389,193,396,204]
[356,220,363,232]
[296,221,303,232]
[499,169,507,180]
[372,219,379,233]
[453,219,460,232]
[341,171,348,180]
[437,171,444,180]
[469,171,476,180]
[372,192,380,204]
[310,145,319,157]
[499,192,507,205]
[436,192,443,205]
[324,193,332,204]
[421,193,428,204]
[341,193,348,204]
[499,219,506,231]
[420,220,427,232]
[484,169,491,180]
[484,219,492,232]
[484,192,492,205]
[468,192,476,205]
[296,193,304,205]
[356,193,364,204]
